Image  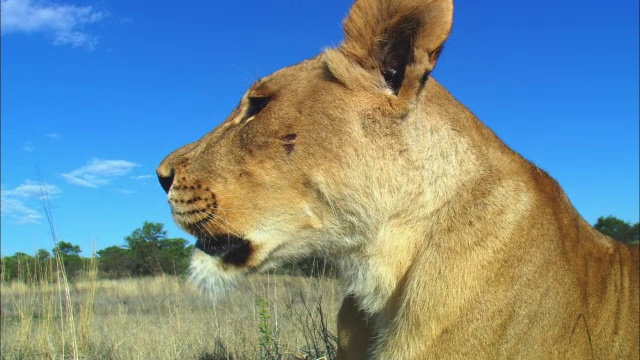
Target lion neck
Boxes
[333,78,530,330]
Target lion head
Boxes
[157,0,465,297]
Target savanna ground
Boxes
[1,260,341,360]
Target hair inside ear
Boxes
[341,0,453,96]
[382,68,402,94]
[379,15,420,95]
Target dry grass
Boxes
[1,266,342,360]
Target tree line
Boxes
[1,216,637,282]
[1,222,191,281]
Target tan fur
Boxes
[157,0,640,358]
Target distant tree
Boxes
[125,222,165,276]
[54,241,81,257]
[52,241,83,278]
[35,249,52,261]
[594,216,639,244]
[0,252,35,281]
[13,252,33,260]
[157,237,192,275]
[124,222,191,276]
[97,246,134,278]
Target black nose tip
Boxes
[157,170,174,194]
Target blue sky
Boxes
[1,0,638,257]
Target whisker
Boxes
[196,210,244,239]
[213,207,256,213]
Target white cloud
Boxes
[1,180,62,224]
[46,133,60,141]
[22,141,34,152]
[0,0,108,49]
[4,180,62,199]
[131,174,153,180]
[0,197,41,224]
[62,175,98,188]
[116,188,135,194]
[62,158,139,188]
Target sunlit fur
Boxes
[188,249,244,301]
[158,0,639,358]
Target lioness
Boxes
[157,0,639,358]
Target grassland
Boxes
[1,264,342,360]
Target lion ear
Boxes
[341,0,453,97]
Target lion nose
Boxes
[156,167,175,194]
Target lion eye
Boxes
[243,96,271,122]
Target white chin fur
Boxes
[188,248,246,302]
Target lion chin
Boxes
[186,232,254,298]
[188,246,246,301]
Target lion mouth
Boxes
[195,235,253,266]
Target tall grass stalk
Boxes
[78,255,98,349]
[42,185,79,360]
